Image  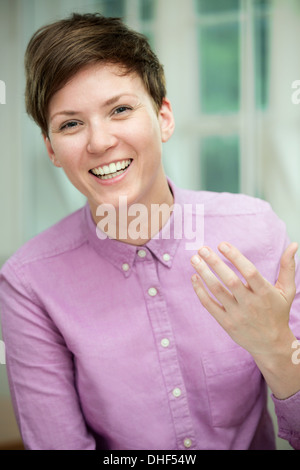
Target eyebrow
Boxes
[50,94,138,123]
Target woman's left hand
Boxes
[191,242,298,357]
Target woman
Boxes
[0,13,300,450]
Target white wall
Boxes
[262,0,300,246]
[0,0,24,264]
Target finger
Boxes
[217,242,267,293]
[191,273,226,320]
[196,246,246,303]
[276,242,298,301]
[191,254,236,309]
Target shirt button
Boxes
[148,287,157,297]
[161,338,170,348]
[183,438,192,448]
[172,387,182,398]
[138,249,147,258]
[122,263,130,272]
[163,253,171,262]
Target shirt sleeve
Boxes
[272,392,300,450]
[0,259,96,450]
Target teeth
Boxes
[109,163,116,173]
[91,159,132,179]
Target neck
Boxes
[94,181,174,246]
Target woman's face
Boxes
[44,63,175,220]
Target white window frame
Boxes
[146,0,271,196]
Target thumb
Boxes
[276,242,298,301]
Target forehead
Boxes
[49,63,148,110]
[69,62,141,87]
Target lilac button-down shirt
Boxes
[1,181,300,450]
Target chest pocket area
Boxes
[202,347,263,428]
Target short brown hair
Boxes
[25,13,166,135]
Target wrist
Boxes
[252,329,300,399]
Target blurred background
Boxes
[0,0,300,450]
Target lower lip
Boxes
[90,162,132,186]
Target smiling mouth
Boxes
[89,159,133,180]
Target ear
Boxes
[42,134,62,168]
[158,98,175,143]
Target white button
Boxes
[122,263,130,272]
[148,287,157,297]
[183,438,192,448]
[138,250,147,258]
[163,253,171,262]
[161,338,170,348]
[172,387,182,398]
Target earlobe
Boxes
[43,134,62,168]
[159,98,175,143]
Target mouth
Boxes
[89,159,133,180]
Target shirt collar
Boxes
[82,179,184,276]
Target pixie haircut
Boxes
[25,13,167,136]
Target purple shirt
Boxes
[1,181,300,450]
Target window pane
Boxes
[254,7,270,109]
[200,136,240,193]
[140,0,155,21]
[97,0,125,17]
[254,0,270,12]
[198,22,240,113]
[143,31,155,50]
[195,0,240,14]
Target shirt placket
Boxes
[135,247,197,450]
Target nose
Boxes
[86,121,118,154]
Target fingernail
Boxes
[199,247,209,259]
[219,242,230,253]
[191,255,201,265]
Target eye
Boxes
[60,121,81,131]
[113,106,132,115]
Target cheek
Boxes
[51,136,86,168]
[126,117,162,153]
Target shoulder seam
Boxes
[10,237,88,270]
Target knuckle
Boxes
[194,285,208,304]
[246,266,258,281]
[212,281,225,295]
[227,275,239,290]
[196,290,211,310]
[201,297,211,310]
